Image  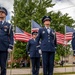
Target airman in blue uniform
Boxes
[0,7,14,75]
[26,32,40,75]
[71,32,75,56]
[36,16,57,75]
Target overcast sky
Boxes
[47,0,75,20]
[0,0,75,21]
[0,0,14,21]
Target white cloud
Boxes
[47,0,75,20]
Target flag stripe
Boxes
[56,32,68,45]
[14,26,31,42]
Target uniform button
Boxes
[48,41,50,42]
[48,38,50,39]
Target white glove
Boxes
[8,48,12,53]
[55,47,57,49]
[39,49,42,54]
[28,54,30,57]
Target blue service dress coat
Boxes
[26,39,40,58]
[36,27,57,52]
[0,21,14,51]
[71,32,75,50]
[71,32,75,56]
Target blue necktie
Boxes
[0,21,2,25]
[47,28,50,34]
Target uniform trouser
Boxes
[31,57,40,75]
[0,51,8,75]
[42,52,55,75]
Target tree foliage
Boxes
[12,0,54,60]
[48,11,75,33]
[12,0,75,61]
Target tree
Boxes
[12,0,75,62]
[48,11,75,33]
[12,0,54,60]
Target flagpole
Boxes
[30,19,32,74]
[64,25,67,72]
[31,20,32,34]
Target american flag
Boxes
[14,26,31,42]
[56,32,67,45]
[65,26,75,40]
[31,20,68,45]
[31,20,41,32]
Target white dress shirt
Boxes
[45,26,50,34]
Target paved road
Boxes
[6,67,75,75]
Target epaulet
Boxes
[8,24,13,35]
[51,29,56,40]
